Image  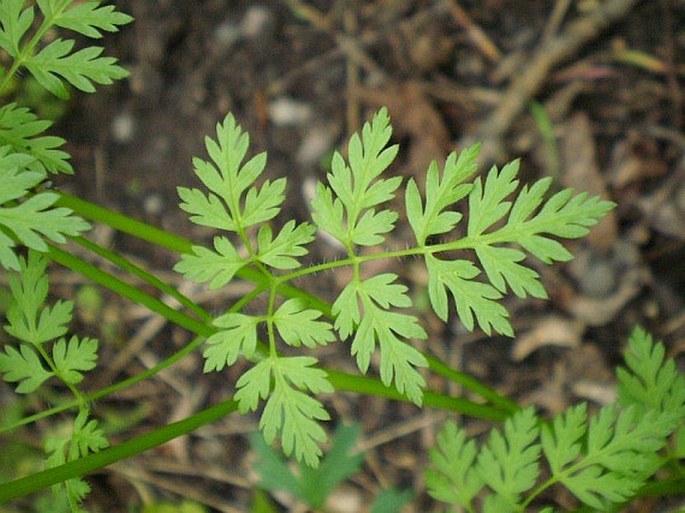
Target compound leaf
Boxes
[351,275,427,405]
[406,145,479,245]
[39,0,133,39]
[0,0,34,57]
[0,343,53,393]
[246,356,333,467]
[71,410,109,457]
[4,251,73,344]
[203,313,260,371]
[0,103,72,173]
[617,326,685,418]
[257,220,316,270]
[312,107,400,248]
[180,114,284,234]
[476,407,540,506]
[426,420,484,508]
[52,335,98,385]
[558,405,676,510]
[426,255,511,336]
[25,38,128,98]
[174,236,245,289]
[274,298,335,348]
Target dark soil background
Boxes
[10,0,685,512]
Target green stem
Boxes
[46,244,213,337]
[0,398,240,504]
[71,235,210,323]
[424,353,519,414]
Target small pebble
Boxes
[268,97,312,126]
[241,5,274,39]
[111,111,136,143]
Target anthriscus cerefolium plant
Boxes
[0,2,683,512]
[173,107,612,465]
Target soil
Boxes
[12,1,685,512]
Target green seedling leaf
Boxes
[257,220,316,269]
[4,251,73,344]
[312,107,400,248]
[426,255,511,336]
[0,343,53,393]
[25,39,128,98]
[0,0,34,57]
[274,298,335,348]
[203,312,260,371]
[174,236,246,289]
[52,335,98,385]
[0,103,72,173]
[476,407,540,506]
[38,0,133,39]
[406,145,479,245]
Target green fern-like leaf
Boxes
[39,0,133,39]
[311,107,400,248]
[407,146,614,335]
[177,108,617,469]
[0,0,34,58]
[3,251,73,344]
[617,326,685,417]
[25,39,128,98]
[0,103,72,173]
[0,343,53,393]
[428,328,685,512]
[203,313,261,371]
[0,149,90,271]
[237,356,333,467]
[178,114,281,233]
[477,407,541,506]
[52,336,98,385]
[425,420,483,509]
[335,273,428,405]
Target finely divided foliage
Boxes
[0,0,131,271]
[426,327,685,512]
[175,107,614,466]
[0,253,108,508]
[0,2,129,509]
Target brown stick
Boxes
[474,0,641,156]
